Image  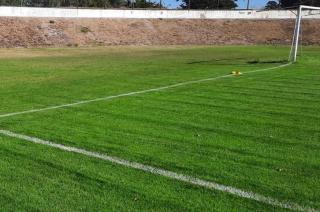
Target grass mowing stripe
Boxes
[0,128,315,212]
[0,63,291,119]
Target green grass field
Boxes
[0,46,319,211]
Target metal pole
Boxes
[246,0,250,10]
[293,6,302,62]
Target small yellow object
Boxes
[231,71,242,76]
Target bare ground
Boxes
[0,17,319,48]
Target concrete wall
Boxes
[0,6,320,19]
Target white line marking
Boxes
[0,63,291,119]
[0,128,315,212]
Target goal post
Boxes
[290,5,320,62]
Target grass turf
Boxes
[0,46,319,210]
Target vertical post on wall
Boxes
[246,0,250,10]
[293,5,302,62]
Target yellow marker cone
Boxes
[231,71,242,76]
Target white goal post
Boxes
[290,5,320,62]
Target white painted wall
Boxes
[0,6,320,19]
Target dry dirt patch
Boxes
[0,17,319,48]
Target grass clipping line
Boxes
[0,63,291,119]
[0,129,316,212]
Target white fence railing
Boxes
[1,6,320,19]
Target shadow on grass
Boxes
[187,57,247,65]
[187,58,288,66]
[247,59,288,64]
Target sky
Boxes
[165,0,270,9]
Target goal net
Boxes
[289,5,320,62]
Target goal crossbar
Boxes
[300,5,320,10]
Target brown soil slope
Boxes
[0,17,319,47]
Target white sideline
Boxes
[0,63,291,119]
[0,128,316,211]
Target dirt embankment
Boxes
[0,17,319,47]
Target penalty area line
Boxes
[0,63,291,119]
[0,128,315,212]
